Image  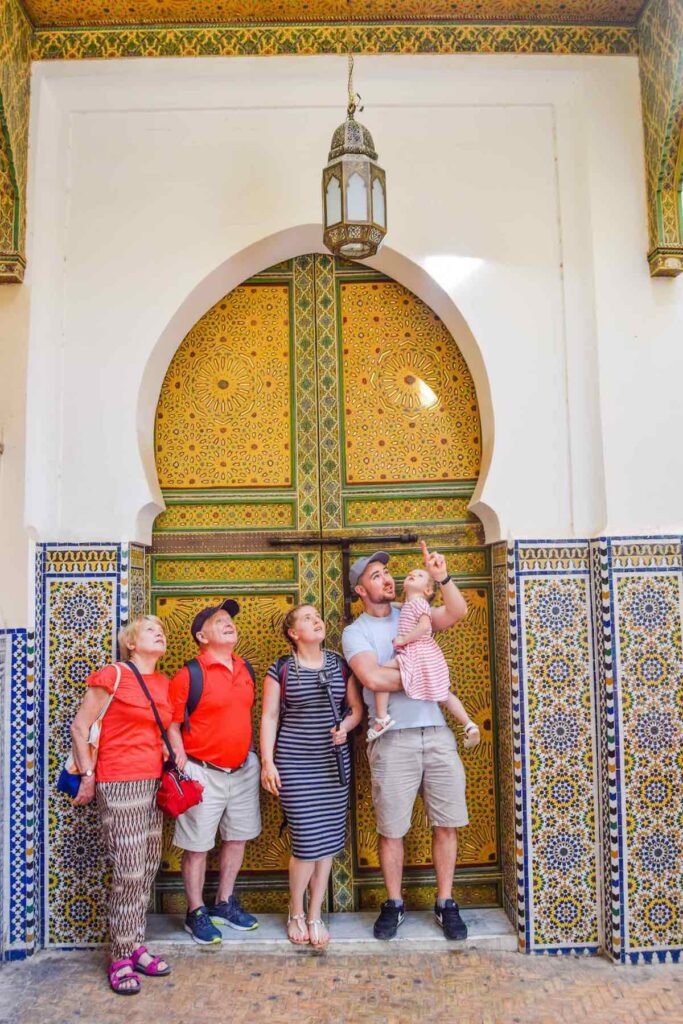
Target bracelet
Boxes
[438,574,452,586]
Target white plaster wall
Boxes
[0,284,30,625]
[21,53,683,546]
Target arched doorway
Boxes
[150,254,498,914]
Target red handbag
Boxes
[156,762,204,818]
[127,661,204,819]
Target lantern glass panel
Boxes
[346,171,368,221]
[325,175,342,226]
[372,177,386,228]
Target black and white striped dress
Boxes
[267,650,351,861]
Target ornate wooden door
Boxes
[151,255,499,913]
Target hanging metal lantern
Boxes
[322,55,387,261]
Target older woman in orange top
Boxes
[70,615,172,995]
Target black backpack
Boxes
[183,655,256,730]
[273,651,349,713]
[182,651,349,728]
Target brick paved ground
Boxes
[1,947,682,1024]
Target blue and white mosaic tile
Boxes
[591,538,683,964]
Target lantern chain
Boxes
[346,1,362,118]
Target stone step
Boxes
[146,908,517,954]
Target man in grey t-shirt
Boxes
[342,542,470,941]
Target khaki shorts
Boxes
[367,726,469,838]
[173,751,262,852]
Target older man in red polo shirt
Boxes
[168,599,261,945]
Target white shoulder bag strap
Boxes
[87,662,123,749]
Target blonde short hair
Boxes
[117,615,165,660]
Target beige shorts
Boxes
[367,726,469,838]
[173,751,262,852]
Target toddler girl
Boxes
[368,567,480,748]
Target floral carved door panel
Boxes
[150,255,499,913]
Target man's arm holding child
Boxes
[348,651,402,693]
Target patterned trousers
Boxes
[96,778,163,962]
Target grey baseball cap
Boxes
[349,551,390,590]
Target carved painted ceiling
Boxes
[21,1,648,28]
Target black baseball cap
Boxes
[191,599,240,642]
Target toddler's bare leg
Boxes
[367,692,396,742]
[442,693,480,748]
[375,691,389,723]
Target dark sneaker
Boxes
[184,905,222,945]
[434,899,468,940]
[209,895,259,932]
[373,900,405,940]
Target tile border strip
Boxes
[31,22,638,61]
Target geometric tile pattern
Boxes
[344,495,476,527]
[491,542,517,931]
[292,253,322,532]
[16,533,683,956]
[337,279,481,485]
[154,283,294,490]
[153,501,295,532]
[312,254,343,531]
[128,543,148,619]
[35,543,123,948]
[590,537,683,963]
[152,554,297,585]
[514,542,600,954]
[638,0,683,275]
[31,22,639,62]
[1,628,34,960]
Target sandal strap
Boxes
[110,958,134,974]
[306,918,328,945]
[110,959,138,982]
[287,909,308,936]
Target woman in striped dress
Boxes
[260,604,362,947]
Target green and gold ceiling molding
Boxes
[0,0,31,283]
[30,21,638,60]
[21,1,648,29]
[638,0,683,276]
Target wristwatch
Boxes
[84,768,94,778]
[438,574,452,586]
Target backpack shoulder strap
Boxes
[330,649,350,683]
[184,658,204,730]
[242,658,256,684]
[275,654,290,711]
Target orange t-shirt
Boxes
[87,663,172,782]
[169,652,254,769]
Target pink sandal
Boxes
[131,944,172,976]
[108,958,141,995]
